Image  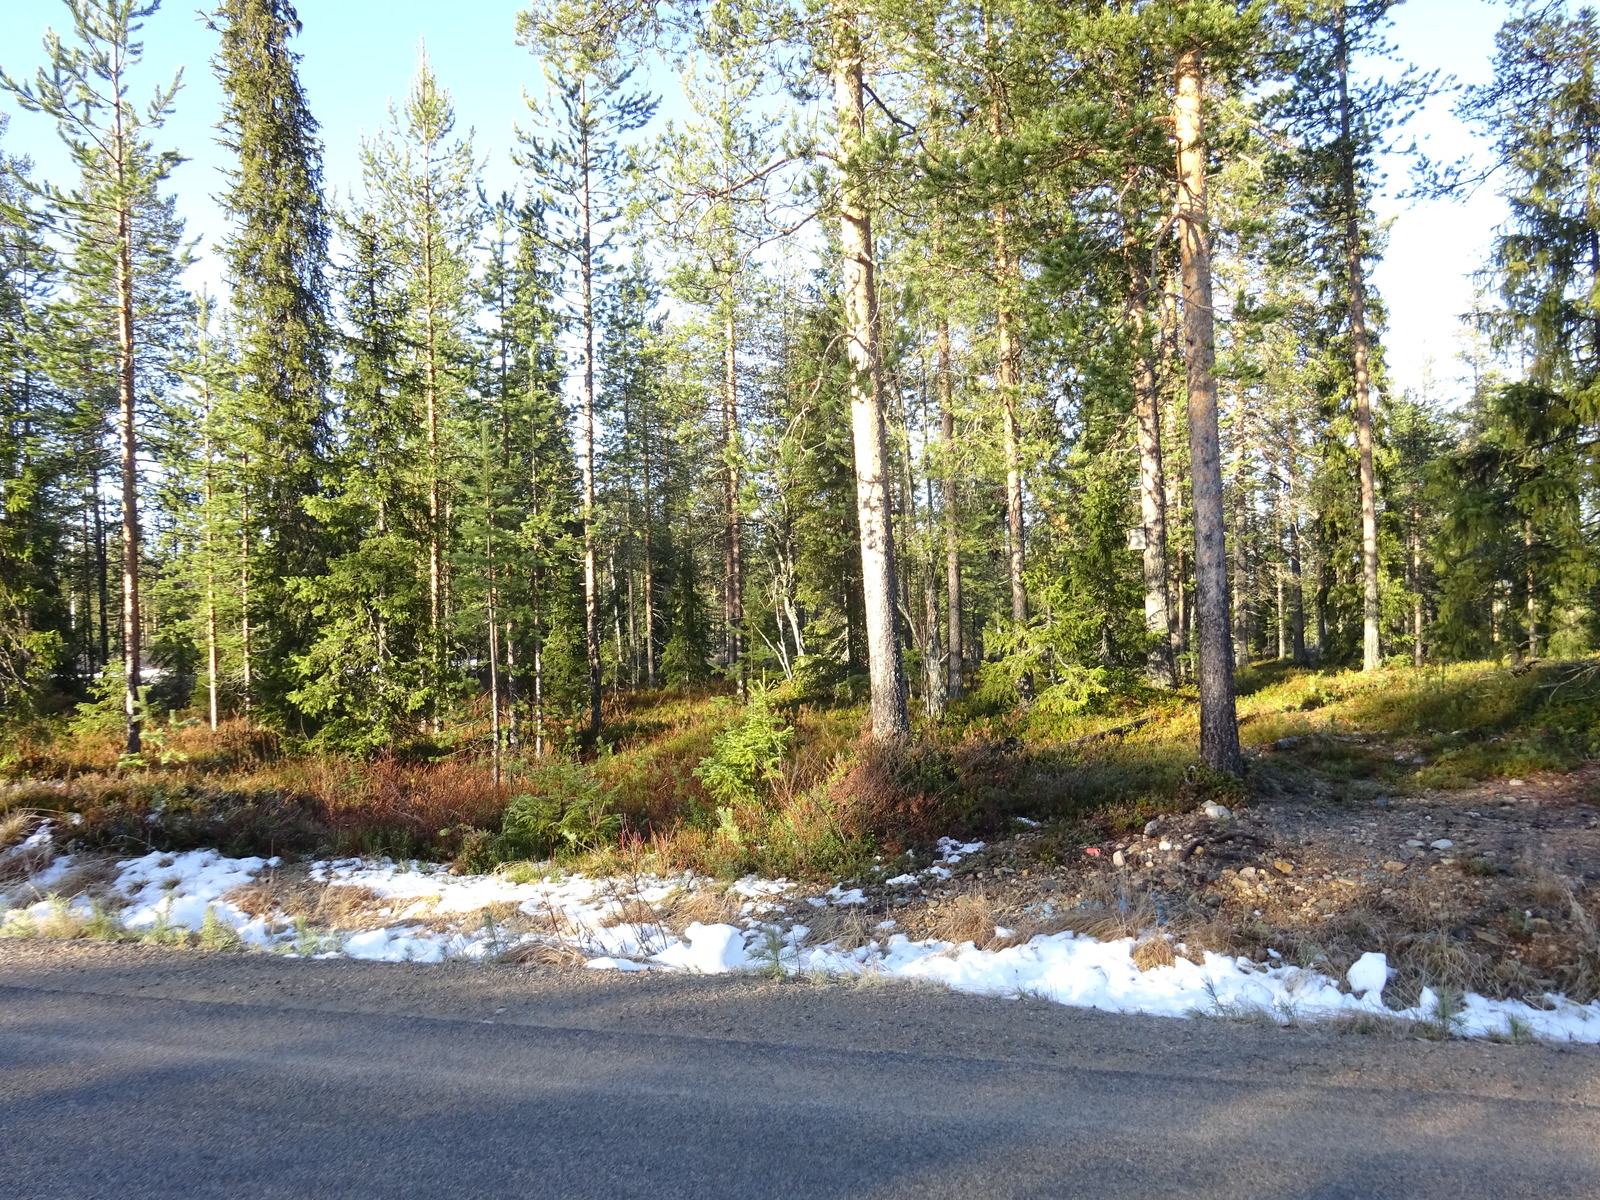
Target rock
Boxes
[1430,838,1453,850]
[1112,850,1126,868]
[1272,860,1294,875]
[1239,866,1258,879]
[1347,951,1390,998]
[1273,736,1302,750]
[1374,795,1389,807]
[1201,801,1232,819]
[1143,820,1161,837]
[1158,840,1173,851]
[1382,860,1406,874]
[1406,839,1425,848]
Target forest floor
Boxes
[2,659,1599,1039]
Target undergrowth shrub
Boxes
[693,684,793,811]
[498,764,621,861]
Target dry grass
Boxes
[1131,936,1178,971]
[599,898,661,928]
[499,938,589,967]
[927,894,998,948]
[802,905,875,952]
[655,886,742,931]
[221,872,390,930]
[38,857,122,901]
[0,808,35,849]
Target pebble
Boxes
[1406,839,1425,848]
[1158,840,1173,851]
[1112,850,1126,867]
[1201,801,1232,819]
[1382,861,1406,874]
[1239,866,1258,879]
[1272,860,1295,875]
[1430,838,1453,850]
[1144,820,1161,837]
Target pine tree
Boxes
[517,3,656,742]
[3,0,186,755]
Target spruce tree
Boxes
[210,0,333,727]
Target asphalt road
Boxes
[2,942,1598,1199]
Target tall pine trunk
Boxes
[111,76,141,757]
[723,287,744,697]
[937,313,962,699]
[578,78,602,740]
[1127,232,1174,688]
[832,6,909,742]
[202,384,219,732]
[1175,44,1242,776]
[1336,10,1382,672]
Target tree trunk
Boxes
[1175,44,1242,776]
[239,477,253,723]
[1336,11,1382,672]
[486,503,501,788]
[1524,517,1538,660]
[424,168,443,728]
[578,78,603,740]
[1127,233,1175,687]
[937,313,963,700]
[723,289,744,698]
[642,430,657,688]
[1408,495,1424,666]
[112,93,141,756]
[1232,454,1250,671]
[832,6,909,742]
[202,395,219,732]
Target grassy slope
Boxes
[2,658,1596,879]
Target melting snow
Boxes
[2,842,1598,1043]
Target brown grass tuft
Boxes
[1131,936,1178,972]
[499,938,589,967]
[221,873,389,930]
[928,893,998,948]
[657,887,742,931]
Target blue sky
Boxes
[2,0,1510,402]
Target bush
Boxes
[498,763,621,861]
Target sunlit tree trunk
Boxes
[1127,233,1174,688]
[937,313,962,700]
[832,5,909,741]
[1175,44,1242,775]
[577,77,603,739]
[1335,10,1382,671]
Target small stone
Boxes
[1272,860,1295,875]
[1509,779,1525,787]
[1201,801,1232,819]
[1143,820,1161,837]
[1273,736,1301,750]
[1405,839,1425,848]
[1430,838,1453,850]
[1382,861,1406,874]
[1239,866,1258,879]
[1374,796,1389,807]
[1159,839,1173,851]
[1112,850,1126,867]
